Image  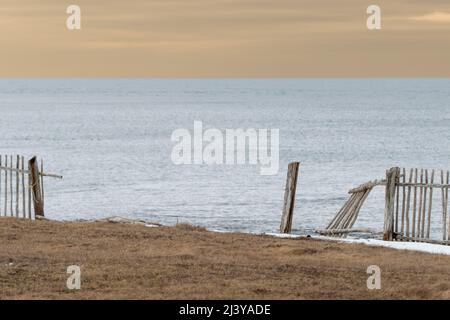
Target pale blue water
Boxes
[1,78,449,235]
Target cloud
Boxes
[410,12,450,23]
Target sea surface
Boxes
[1,78,449,236]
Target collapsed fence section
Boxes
[278,162,450,246]
[318,166,450,246]
[385,167,450,245]
[318,180,380,237]
[315,179,387,238]
[0,155,62,220]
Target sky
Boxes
[1,0,450,77]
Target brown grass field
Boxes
[0,217,449,299]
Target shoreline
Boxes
[1,217,449,299]
[87,216,450,256]
[30,215,450,256]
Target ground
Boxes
[0,217,449,299]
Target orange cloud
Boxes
[410,12,450,23]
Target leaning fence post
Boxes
[29,156,44,217]
[280,162,300,234]
[384,167,400,241]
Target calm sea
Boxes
[1,78,449,235]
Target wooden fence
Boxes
[0,155,62,220]
[280,162,300,233]
[318,167,450,245]
[319,180,382,237]
[384,167,450,245]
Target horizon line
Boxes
[1,76,450,80]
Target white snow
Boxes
[265,232,450,255]
[264,232,304,239]
[319,236,450,255]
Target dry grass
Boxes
[0,217,449,300]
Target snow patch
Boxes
[264,232,450,256]
[319,236,450,256]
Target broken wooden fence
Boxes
[319,167,450,246]
[0,155,62,219]
[384,167,450,245]
[319,179,384,237]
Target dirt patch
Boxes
[0,217,449,299]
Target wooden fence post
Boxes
[280,162,300,234]
[29,156,44,217]
[384,167,400,241]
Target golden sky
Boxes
[1,0,450,77]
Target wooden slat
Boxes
[9,155,13,216]
[327,193,358,230]
[347,189,372,232]
[41,158,45,209]
[337,193,362,230]
[348,179,385,193]
[405,168,413,238]
[0,166,62,179]
[395,178,400,234]
[384,167,400,241]
[426,170,434,238]
[4,155,7,216]
[21,156,26,219]
[280,162,300,234]
[421,170,428,238]
[417,169,424,237]
[397,182,450,188]
[15,155,19,218]
[28,165,32,220]
[339,192,364,230]
[29,157,44,217]
[316,228,375,235]
[412,168,418,238]
[338,192,364,238]
[401,168,406,235]
[445,171,450,240]
[441,170,446,240]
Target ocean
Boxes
[1,78,449,235]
